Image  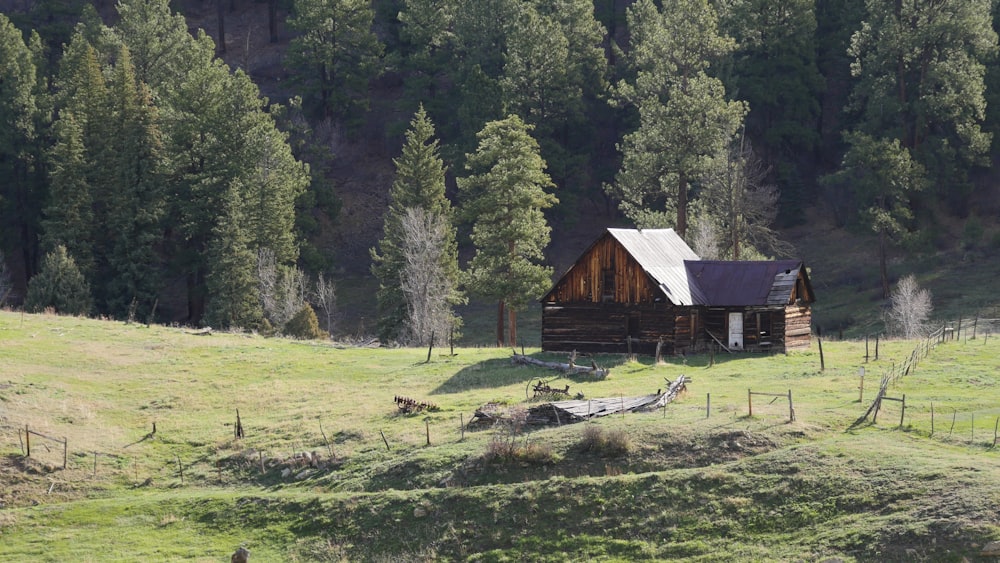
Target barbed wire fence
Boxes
[850,306,1000,448]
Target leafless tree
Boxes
[257,248,308,330]
[312,272,338,336]
[886,274,933,339]
[400,208,457,346]
[702,137,792,259]
[691,217,721,260]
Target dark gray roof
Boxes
[684,260,804,306]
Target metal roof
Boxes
[544,228,811,307]
[607,228,704,305]
[683,260,804,306]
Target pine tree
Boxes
[371,106,462,343]
[848,0,996,212]
[204,184,264,331]
[102,45,165,319]
[608,0,746,237]
[42,110,95,276]
[285,0,384,120]
[0,14,41,283]
[24,245,92,316]
[457,115,557,347]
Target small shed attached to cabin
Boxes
[541,228,815,355]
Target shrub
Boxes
[283,304,326,339]
[579,425,632,457]
[24,245,92,316]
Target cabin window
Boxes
[602,269,615,302]
[757,312,773,343]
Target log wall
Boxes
[542,303,678,355]
[545,236,659,304]
[784,304,812,349]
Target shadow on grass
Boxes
[429,352,636,395]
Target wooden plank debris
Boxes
[469,375,691,428]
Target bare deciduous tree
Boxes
[400,208,458,346]
[690,217,721,260]
[886,274,933,339]
[257,247,308,330]
[702,137,792,259]
[313,272,338,336]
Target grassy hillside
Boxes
[0,311,998,561]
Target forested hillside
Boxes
[2,0,999,340]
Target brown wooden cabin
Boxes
[541,228,815,355]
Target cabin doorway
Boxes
[728,312,744,350]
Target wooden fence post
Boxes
[93,451,98,478]
[426,331,434,364]
[748,388,753,417]
[425,418,431,446]
[176,455,183,484]
[859,367,865,403]
[993,416,999,448]
[865,334,869,363]
[788,389,795,422]
[899,394,906,428]
[63,438,67,469]
[818,337,825,371]
[949,409,957,437]
[875,333,880,360]
[460,414,465,441]
[380,430,391,451]
[25,424,30,457]
[706,393,711,418]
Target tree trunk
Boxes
[879,229,890,299]
[268,0,278,43]
[216,0,226,54]
[496,299,505,347]
[508,307,517,349]
[677,173,688,237]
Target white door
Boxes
[728,312,744,350]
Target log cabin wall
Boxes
[784,304,812,349]
[545,235,659,305]
[542,302,678,354]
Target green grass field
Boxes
[0,310,998,561]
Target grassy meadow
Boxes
[0,310,998,561]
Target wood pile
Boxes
[394,395,439,413]
[467,402,507,427]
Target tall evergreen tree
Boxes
[102,46,165,319]
[42,110,95,276]
[721,0,824,225]
[458,115,557,347]
[0,14,42,287]
[608,0,746,237]
[285,0,384,120]
[847,0,996,212]
[371,106,462,343]
[204,184,264,331]
[822,132,927,298]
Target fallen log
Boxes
[511,353,609,378]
